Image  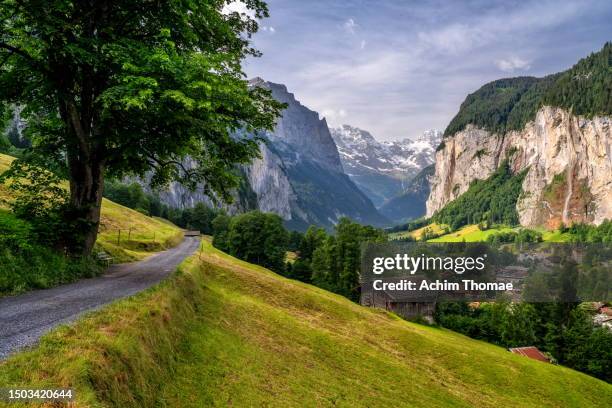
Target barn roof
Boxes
[508,347,550,362]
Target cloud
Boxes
[320,108,348,123]
[418,24,487,54]
[261,26,276,34]
[495,56,531,73]
[296,51,409,88]
[343,18,357,34]
[416,0,583,55]
[221,1,256,19]
[245,0,612,140]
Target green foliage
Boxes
[0,210,100,295]
[212,214,387,302]
[0,160,67,219]
[212,211,288,274]
[104,181,151,213]
[444,43,611,137]
[486,229,543,244]
[444,76,547,136]
[103,179,222,234]
[0,0,284,254]
[433,162,527,230]
[0,160,86,249]
[388,217,430,234]
[299,226,327,261]
[211,213,232,253]
[565,220,612,243]
[435,301,612,383]
[287,230,303,252]
[178,203,219,235]
[543,42,612,117]
[309,218,387,301]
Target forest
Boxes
[443,42,611,137]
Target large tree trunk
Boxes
[58,95,106,257]
[67,154,105,256]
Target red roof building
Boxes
[600,306,612,316]
[508,347,550,362]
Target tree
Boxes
[225,211,288,273]
[211,213,231,253]
[299,226,327,261]
[0,1,283,255]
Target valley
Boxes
[0,2,610,406]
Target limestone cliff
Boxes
[426,106,611,228]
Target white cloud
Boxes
[495,56,531,73]
[221,1,256,19]
[296,51,411,88]
[360,40,367,50]
[343,18,357,34]
[417,0,582,55]
[418,24,487,54]
[261,26,276,34]
[320,108,348,124]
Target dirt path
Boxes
[0,236,200,359]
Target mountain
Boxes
[151,79,389,231]
[427,43,612,228]
[330,125,441,207]
[379,164,434,223]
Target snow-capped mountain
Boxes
[330,125,441,207]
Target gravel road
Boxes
[0,236,200,359]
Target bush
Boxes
[0,211,101,295]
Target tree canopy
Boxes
[0,0,283,254]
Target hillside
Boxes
[1,239,610,407]
[443,42,611,137]
[0,153,182,263]
[427,43,612,228]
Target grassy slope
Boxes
[392,223,572,243]
[429,224,515,242]
[390,222,447,240]
[0,153,182,262]
[1,240,609,407]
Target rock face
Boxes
[152,79,388,230]
[426,106,612,228]
[330,125,441,206]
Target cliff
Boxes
[149,79,388,230]
[426,106,611,228]
[427,43,611,229]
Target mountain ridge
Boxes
[330,125,441,207]
[146,80,389,230]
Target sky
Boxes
[233,0,612,141]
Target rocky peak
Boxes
[250,79,343,172]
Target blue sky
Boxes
[234,0,611,140]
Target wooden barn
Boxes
[360,278,437,322]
